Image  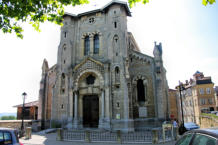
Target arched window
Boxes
[115,67,120,82]
[84,36,90,56]
[61,73,65,86]
[94,34,99,54]
[137,79,145,102]
[114,22,117,28]
[114,35,118,43]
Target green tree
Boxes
[0,0,88,38]
[0,0,215,38]
[0,116,16,120]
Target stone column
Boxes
[90,35,94,56]
[99,89,105,129]
[73,91,78,128]
[101,90,105,118]
[66,89,73,129]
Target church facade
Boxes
[38,1,169,132]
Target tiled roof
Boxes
[13,100,38,108]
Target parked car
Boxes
[184,122,200,131]
[0,128,23,145]
[211,111,218,116]
[175,128,218,145]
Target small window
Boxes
[63,45,66,51]
[200,98,206,105]
[86,75,95,85]
[84,36,90,56]
[63,60,65,64]
[115,67,120,83]
[89,17,95,24]
[62,89,65,94]
[62,73,65,79]
[199,88,204,94]
[114,35,118,43]
[192,134,216,145]
[206,88,211,94]
[64,32,67,38]
[94,34,99,54]
[116,102,120,108]
[114,22,117,28]
[114,10,116,14]
[208,98,213,104]
[61,104,64,109]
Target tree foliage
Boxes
[0,115,16,120]
[202,0,216,6]
[0,0,215,38]
[0,0,88,38]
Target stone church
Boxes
[38,1,169,132]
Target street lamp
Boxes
[21,92,27,136]
[177,81,186,135]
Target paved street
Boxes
[20,133,176,145]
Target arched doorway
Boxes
[137,79,145,102]
[83,95,99,128]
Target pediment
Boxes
[73,57,104,73]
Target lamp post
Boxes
[21,92,27,136]
[177,82,186,135]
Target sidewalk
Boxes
[20,133,176,145]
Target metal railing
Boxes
[57,128,176,144]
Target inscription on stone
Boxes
[139,107,147,117]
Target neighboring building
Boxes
[176,71,216,124]
[214,86,218,110]
[14,101,38,120]
[168,89,178,120]
[38,1,169,131]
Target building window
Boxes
[94,34,99,54]
[114,22,117,28]
[208,98,213,104]
[64,32,67,38]
[89,17,95,24]
[63,45,66,51]
[86,75,95,85]
[116,102,120,108]
[84,36,90,55]
[115,67,120,83]
[200,98,206,105]
[61,73,65,84]
[114,35,119,43]
[199,88,204,94]
[137,79,145,102]
[206,88,211,94]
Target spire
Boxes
[42,59,49,74]
[153,41,162,57]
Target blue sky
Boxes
[0,0,217,113]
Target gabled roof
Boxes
[73,57,104,71]
[63,0,131,18]
[13,101,38,108]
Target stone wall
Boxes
[199,115,218,128]
[0,120,32,130]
